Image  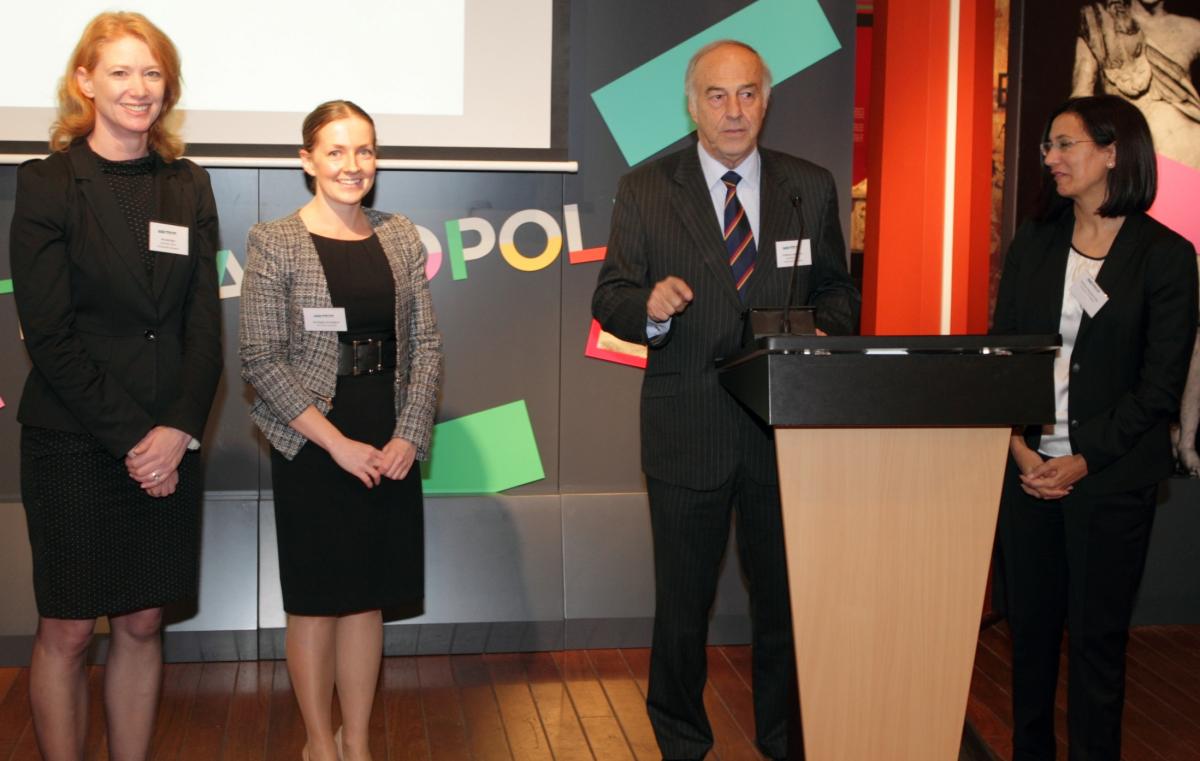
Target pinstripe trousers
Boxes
[646,470,794,760]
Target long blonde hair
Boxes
[50,12,184,161]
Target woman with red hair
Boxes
[9,12,221,760]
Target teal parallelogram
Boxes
[590,0,841,166]
[420,400,545,494]
[216,250,232,283]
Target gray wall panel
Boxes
[562,492,655,619]
[0,166,30,502]
[165,497,258,633]
[0,503,37,636]
[202,168,262,492]
[409,494,566,623]
[562,492,749,621]
[1133,479,1200,625]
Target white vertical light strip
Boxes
[940,0,962,334]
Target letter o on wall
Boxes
[498,209,562,272]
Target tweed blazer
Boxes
[239,209,442,460]
[592,144,860,488]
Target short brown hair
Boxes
[50,12,185,161]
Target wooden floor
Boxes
[967,624,1200,761]
[0,647,776,761]
[1,627,1196,760]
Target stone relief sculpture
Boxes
[1073,0,1200,474]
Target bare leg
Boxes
[29,617,95,761]
[334,610,383,761]
[105,608,164,761]
[287,614,339,761]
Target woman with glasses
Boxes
[992,94,1197,760]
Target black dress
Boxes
[270,233,424,616]
[20,153,200,619]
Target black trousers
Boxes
[645,470,794,760]
[998,462,1157,761]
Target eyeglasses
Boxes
[1039,138,1096,158]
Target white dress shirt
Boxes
[1039,247,1105,457]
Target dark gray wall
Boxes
[0,0,858,498]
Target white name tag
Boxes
[775,239,812,268]
[1071,275,1109,317]
[303,307,348,331]
[149,221,189,256]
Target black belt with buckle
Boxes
[336,337,397,376]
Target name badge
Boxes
[1070,275,1109,317]
[303,307,348,331]
[149,221,189,256]
[775,239,812,268]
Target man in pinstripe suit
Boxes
[592,40,860,761]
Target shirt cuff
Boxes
[643,314,672,343]
[646,316,672,342]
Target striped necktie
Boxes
[722,170,756,301]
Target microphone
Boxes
[781,193,804,334]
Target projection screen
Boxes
[0,0,570,169]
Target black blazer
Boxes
[10,140,222,458]
[992,209,1198,495]
[592,144,860,488]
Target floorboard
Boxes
[2,628,1192,760]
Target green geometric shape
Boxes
[590,0,841,166]
[0,279,11,295]
[216,249,232,283]
[420,400,545,494]
[444,219,468,281]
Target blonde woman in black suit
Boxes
[992,95,1197,761]
[9,12,221,761]
[240,101,441,761]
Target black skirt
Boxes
[270,369,425,616]
[20,426,201,619]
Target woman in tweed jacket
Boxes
[239,101,441,761]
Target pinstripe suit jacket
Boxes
[239,209,442,460]
[592,144,860,488]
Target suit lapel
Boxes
[151,159,181,299]
[748,155,792,302]
[670,148,743,310]
[1076,213,1142,344]
[69,142,154,298]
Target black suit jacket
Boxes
[10,140,223,458]
[592,144,860,489]
[991,209,1197,495]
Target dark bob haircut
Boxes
[1034,94,1157,221]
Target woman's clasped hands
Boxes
[328,436,417,487]
[1018,451,1090,500]
[125,425,192,497]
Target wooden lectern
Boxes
[717,335,1058,760]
